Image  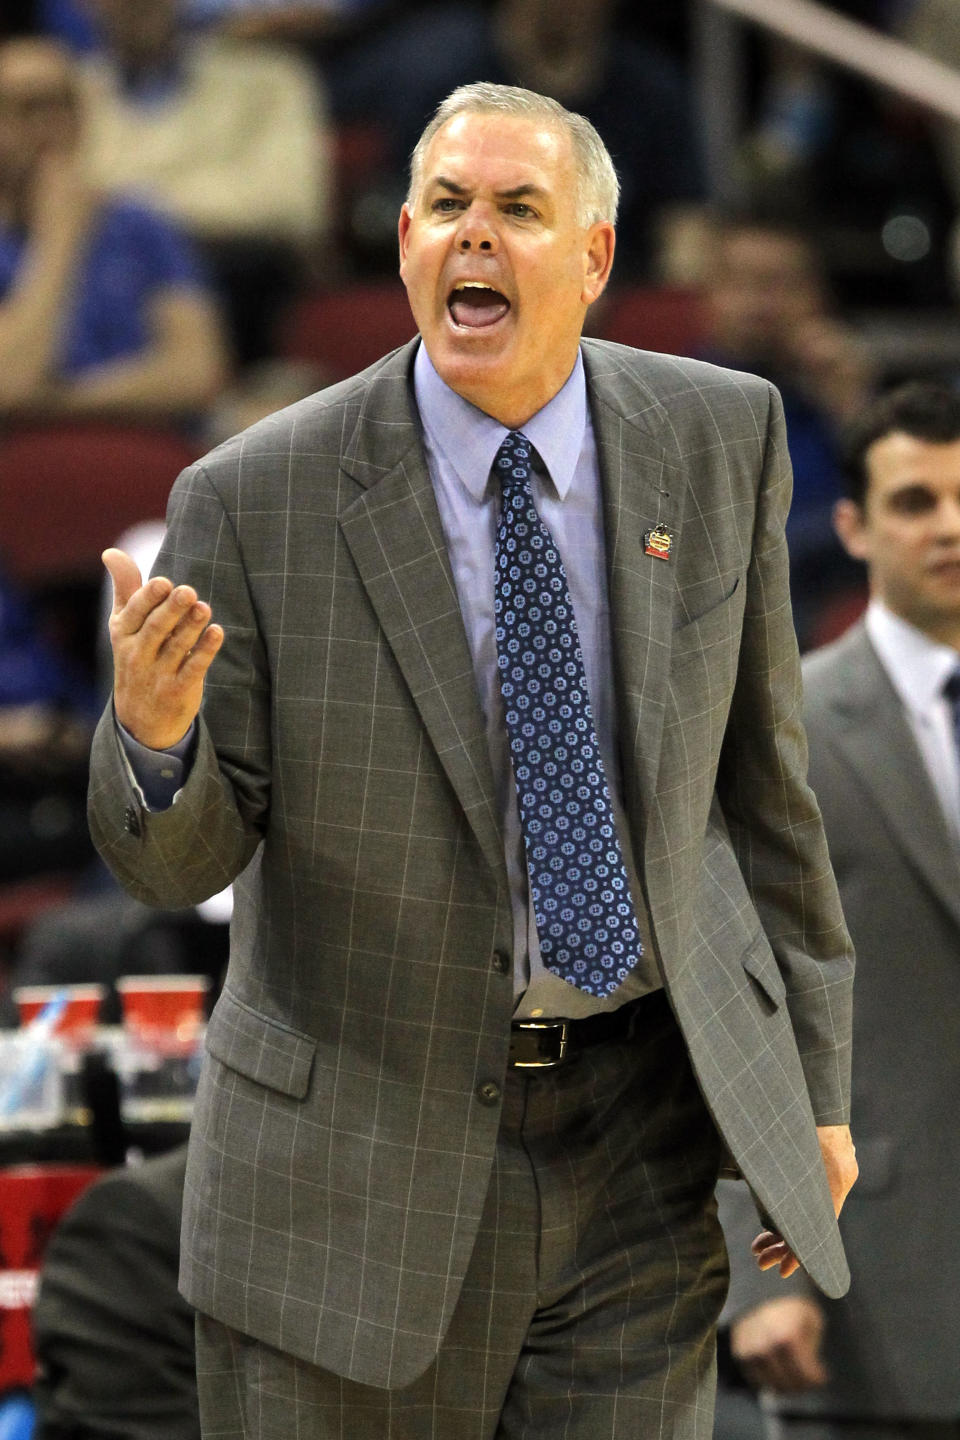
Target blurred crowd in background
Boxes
[1,1,959,1435]
[6,0,960,1004]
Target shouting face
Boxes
[399,109,614,427]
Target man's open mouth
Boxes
[448,282,511,329]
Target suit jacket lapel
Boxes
[336,340,682,888]
[826,627,960,928]
[583,345,680,834]
[337,342,506,887]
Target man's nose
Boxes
[934,498,960,537]
[456,209,498,253]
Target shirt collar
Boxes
[413,342,587,502]
[865,599,960,714]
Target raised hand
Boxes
[103,547,224,750]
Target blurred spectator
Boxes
[0,557,95,884]
[0,37,226,424]
[742,3,909,188]
[32,1145,199,1440]
[733,2,954,310]
[285,0,706,276]
[698,213,873,646]
[78,0,331,361]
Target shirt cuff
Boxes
[116,719,197,812]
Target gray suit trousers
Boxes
[195,992,728,1439]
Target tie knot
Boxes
[944,664,960,704]
[494,430,534,493]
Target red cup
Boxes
[13,984,105,1041]
[116,974,209,1050]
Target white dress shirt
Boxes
[865,599,960,843]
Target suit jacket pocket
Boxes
[668,579,745,714]
[741,932,787,1009]
[205,986,316,1100]
[672,576,742,652]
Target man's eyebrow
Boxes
[426,178,549,202]
[885,481,937,498]
[495,184,548,202]
[429,177,469,195]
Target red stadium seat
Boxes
[0,425,198,587]
[279,283,417,379]
[596,285,708,358]
[0,874,78,949]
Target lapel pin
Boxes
[643,524,674,561]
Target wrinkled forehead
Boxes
[420,111,576,195]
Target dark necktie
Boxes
[943,664,960,759]
[493,430,641,998]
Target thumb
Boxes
[102,547,143,613]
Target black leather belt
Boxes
[508,994,655,1070]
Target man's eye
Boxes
[433,197,461,212]
[507,203,534,218]
[889,490,935,514]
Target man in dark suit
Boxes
[721,381,960,1438]
[88,83,857,1437]
[32,1146,200,1440]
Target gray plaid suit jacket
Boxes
[88,337,854,1390]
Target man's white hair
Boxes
[407,82,620,229]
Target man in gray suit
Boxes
[722,381,960,1438]
[88,84,857,1437]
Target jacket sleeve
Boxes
[717,383,854,1125]
[88,461,270,908]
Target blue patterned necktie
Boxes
[493,430,642,998]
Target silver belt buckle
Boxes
[509,1018,569,1069]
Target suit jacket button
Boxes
[491,950,510,975]
[476,1080,501,1107]
[123,805,141,837]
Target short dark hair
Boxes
[842,381,960,506]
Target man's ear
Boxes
[582,222,616,307]
[398,203,412,274]
[832,498,870,562]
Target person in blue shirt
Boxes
[0,555,96,883]
[0,36,226,425]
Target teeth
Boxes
[454,282,495,291]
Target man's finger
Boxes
[179,623,225,679]
[158,602,216,668]
[103,548,144,613]
[752,1230,793,1272]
